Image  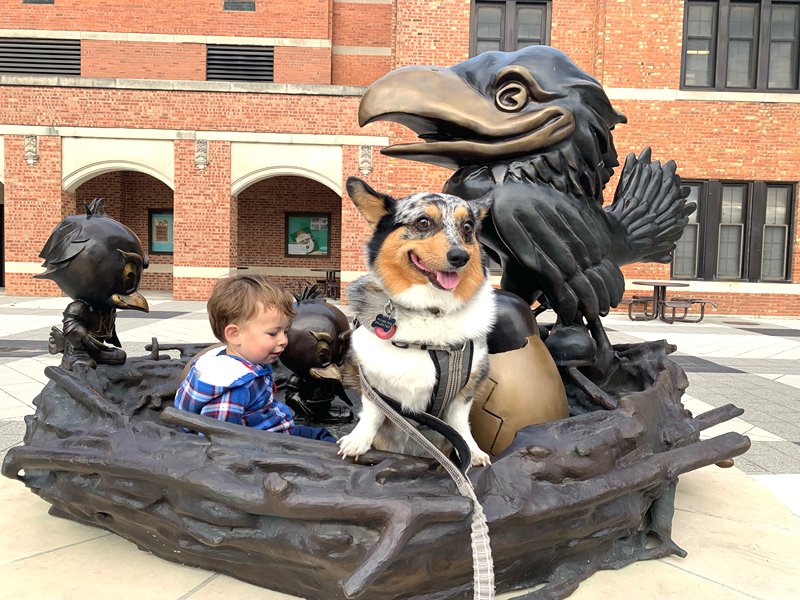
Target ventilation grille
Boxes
[206,44,274,82]
[0,38,80,76]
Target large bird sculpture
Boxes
[357,46,695,407]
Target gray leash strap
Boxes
[358,368,495,600]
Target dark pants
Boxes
[288,425,336,443]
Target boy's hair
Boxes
[207,274,296,343]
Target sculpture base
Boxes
[2,340,749,599]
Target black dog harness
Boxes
[390,339,474,419]
[353,305,475,419]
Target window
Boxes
[206,44,273,82]
[682,0,800,91]
[0,38,80,75]
[671,180,795,281]
[23,0,55,4]
[470,0,551,56]
[224,1,255,10]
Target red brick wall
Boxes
[341,147,381,271]
[237,175,341,264]
[609,99,800,291]
[4,0,330,39]
[550,0,602,76]
[598,0,685,88]
[4,135,62,296]
[0,87,363,135]
[81,40,206,81]
[75,172,174,292]
[236,175,342,292]
[394,0,470,68]
[173,140,234,300]
[332,2,393,48]
[274,47,332,85]
[332,55,392,86]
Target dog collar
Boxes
[357,298,444,342]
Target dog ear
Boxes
[346,177,394,227]
[467,191,493,222]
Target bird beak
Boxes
[309,364,342,381]
[111,291,150,312]
[358,65,574,168]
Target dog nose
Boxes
[447,247,469,268]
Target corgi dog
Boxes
[337,177,496,467]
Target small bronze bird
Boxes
[35,198,150,369]
[278,285,353,424]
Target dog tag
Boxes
[371,313,397,339]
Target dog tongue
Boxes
[436,270,460,290]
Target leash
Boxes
[358,368,495,599]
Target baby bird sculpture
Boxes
[35,199,150,369]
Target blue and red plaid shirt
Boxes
[174,346,294,432]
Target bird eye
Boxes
[462,221,474,235]
[315,341,332,366]
[495,79,529,112]
[416,217,432,230]
[121,261,141,294]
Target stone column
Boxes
[172,138,236,300]
[339,144,389,301]
[4,134,63,296]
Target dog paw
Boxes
[470,448,492,467]
[337,432,373,461]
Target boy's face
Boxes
[224,305,292,365]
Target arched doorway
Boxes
[236,175,342,295]
[72,171,175,293]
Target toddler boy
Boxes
[175,274,334,442]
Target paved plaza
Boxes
[1,292,799,599]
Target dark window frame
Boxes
[223,1,255,11]
[671,179,796,282]
[681,0,800,91]
[469,0,552,56]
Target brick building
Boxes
[0,0,798,315]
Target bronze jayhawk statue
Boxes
[357,46,695,408]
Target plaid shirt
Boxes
[174,346,294,432]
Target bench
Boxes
[620,295,656,321]
[661,298,717,324]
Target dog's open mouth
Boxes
[409,252,460,290]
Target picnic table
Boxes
[622,280,716,323]
[311,268,341,299]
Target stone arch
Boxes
[231,165,341,197]
[61,137,175,193]
[73,170,175,294]
[230,142,343,198]
[63,160,174,193]
[235,174,342,294]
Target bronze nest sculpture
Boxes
[3,48,750,600]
